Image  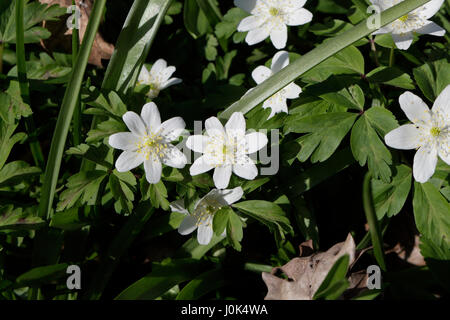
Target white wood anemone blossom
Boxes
[385,85,450,183]
[108,102,187,184]
[235,0,313,49]
[137,58,182,98]
[251,51,302,119]
[186,112,268,189]
[172,187,244,245]
[369,0,445,50]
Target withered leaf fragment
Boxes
[262,234,365,300]
[39,0,114,67]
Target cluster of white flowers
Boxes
[108,0,448,245]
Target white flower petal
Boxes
[251,66,272,84]
[234,0,258,13]
[432,84,450,117]
[141,102,161,133]
[150,59,167,76]
[415,20,445,36]
[115,150,144,172]
[161,77,182,90]
[245,27,270,46]
[216,187,244,205]
[413,146,438,183]
[138,65,150,84]
[178,215,198,235]
[213,165,232,189]
[245,132,268,153]
[109,132,139,150]
[160,66,176,83]
[205,117,225,136]
[162,145,187,169]
[190,156,214,175]
[271,51,289,73]
[263,96,288,118]
[284,83,302,99]
[144,156,162,184]
[438,146,450,165]
[197,225,213,245]
[170,199,189,215]
[233,160,258,180]
[123,111,147,136]
[225,112,246,135]
[159,117,186,141]
[392,32,414,50]
[420,0,444,19]
[270,24,288,49]
[399,91,431,124]
[285,8,313,26]
[186,135,210,153]
[237,15,264,32]
[384,124,422,150]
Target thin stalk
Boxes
[356,216,389,250]
[389,46,395,67]
[71,0,81,146]
[243,263,273,273]
[0,42,4,74]
[15,0,45,168]
[219,0,432,120]
[38,0,107,220]
[370,36,380,67]
[362,172,386,271]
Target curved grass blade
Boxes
[219,0,432,120]
[175,268,225,300]
[38,0,107,220]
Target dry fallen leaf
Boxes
[39,0,114,67]
[262,234,368,300]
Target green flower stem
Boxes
[16,0,45,168]
[71,0,81,147]
[362,172,387,271]
[219,0,431,120]
[389,46,395,67]
[0,42,4,74]
[243,263,273,273]
[356,216,389,250]
[38,0,107,220]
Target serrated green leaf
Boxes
[0,205,45,231]
[0,160,41,187]
[366,66,415,89]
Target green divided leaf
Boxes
[141,178,170,211]
[57,170,108,212]
[214,7,247,39]
[0,205,45,231]
[351,107,398,182]
[110,170,137,215]
[366,66,415,89]
[372,164,412,219]
[413,59,450,102]
[66,144,112,168]
[285,112,358,163]
[0,160,41,188]
[413,182,450,249]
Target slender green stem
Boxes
[362,172,386,271]
[370,36,380,67]
[243,263,273,273]
[219,0,432,120]
[356,216,389,250]
[389,46,395,67]
[72,0,81,147]
[38,0,107,220]
[0,42,4,74]
[15,0,45,168]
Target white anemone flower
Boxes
[137,59,182,98]
[369,0,445,50]
[385,85,450,183]
[108,102,187,184]
[251,51,301,119]
[172,187,244,245]
[186,112,268,189]
[235,0,313,49]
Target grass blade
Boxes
[218,0,432,120]
[71,0,81,146]
[38,0,107,220]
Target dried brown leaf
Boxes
[39,0,114,67]
[262,234,362,300]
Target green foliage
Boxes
[313,255,350,300]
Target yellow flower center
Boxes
[269,7,279,16]
[430,127,441,137]
[399,15,409,22]
[136,133,168,160]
